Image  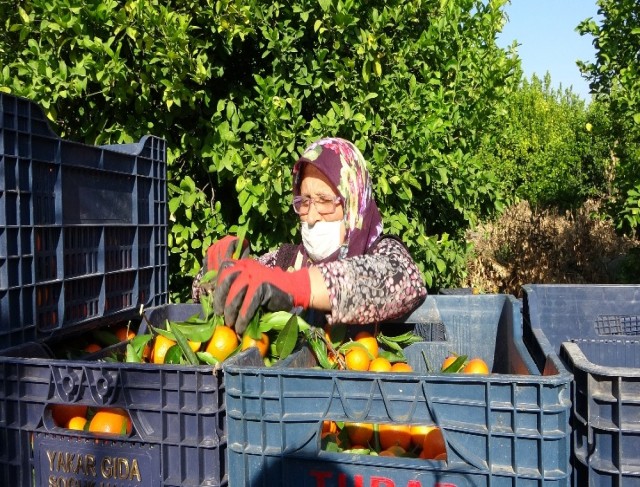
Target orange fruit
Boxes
[114,326,135,342]
[205,325,239,362]
[141,343,152,361]
[241,332,270,358]
[51,404,88,428]
[321,420,337,435]
[434,452,447,461]
[354,331,379,358]
[420,427,446,459]
[369,357,392,372]
[345,348,371,371]
[88,408,132,436]
[441,355,458,371]
[410,424,438,448]
[379,445,406,457]
[83,343,101,353]
[390,362,413,373]
[344,422,374,447]
[67,416,88,431]
[151,334,176,364]
[378,423,412,451]
[462,357,489,374]
[187,340,202,352]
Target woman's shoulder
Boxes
[368,234,410,255]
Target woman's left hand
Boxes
[214,259,311,333]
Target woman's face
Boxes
[299,164,347,243]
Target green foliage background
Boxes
[0,0,636,299]
[578,0,640,233]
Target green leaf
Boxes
[274,314,299,359]
[441,355,467,373]
[163,345,183,364]
[196,351,219,365]
[168,321,199,366]
[168,318,216,342]
[125,343,142,363]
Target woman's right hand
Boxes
[206,235,250,273]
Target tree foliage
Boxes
[477,73,610,209]
[0,0,519,299]
[578,0,640,233]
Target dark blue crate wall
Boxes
[0,94,168,347]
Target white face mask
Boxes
[301,221,344,262]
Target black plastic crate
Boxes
[0,93,168,348]
[224,294,573,486]
[0,303,229,487]
[522,284,640,367]
[560,339,640,487]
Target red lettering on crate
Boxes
[308,471,460,487]
[371,477,394,487]
[310,471,333,486]
[309,471,364,487]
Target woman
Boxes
[193,137,427,333]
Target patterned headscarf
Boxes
[293,137,383,260]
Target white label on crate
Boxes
[34,434,161,487]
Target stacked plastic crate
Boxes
[224,293,574,486]
[523,284,640,487]
[0,94,227,486]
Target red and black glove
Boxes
[205,235,250,274]
[214,258,311,333]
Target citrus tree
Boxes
[0,0,519,298]
[578,0,640,233]
[477,73,611,209]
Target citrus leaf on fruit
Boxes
[442,355,467,373]
[376,336,404,353]
[125,343,142,363]
[327,324,347,344]
[245,312,262,340]
[338,341,374,359]
[274,313,299,359]
[378,349,406,363]
[162,318,217,343]
[163,345,183,364]
[260,311,309,332]
[196,351,219,365]
[307,331,334,369]
[169,321,199,366]
[130,334,152,358]
[378,331,423,346]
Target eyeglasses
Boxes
[292,195,342,215]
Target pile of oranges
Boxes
[440,354,490,374]
[309,326,419,371]
[50,404,132,436]
[74,316,276,366]
[321,420,447,460]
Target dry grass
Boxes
[464,200,639,297]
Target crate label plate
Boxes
[34,433,161,487]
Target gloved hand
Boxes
[205,235,250,273]
[214,258,311,333]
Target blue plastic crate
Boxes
[0,93,168,348]
[523,284,640,487]
[561,339,640,487]
[0,303,229,487]
[522,284,640,366]
[224,294,573,486]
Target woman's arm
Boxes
[315,237,427,324]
